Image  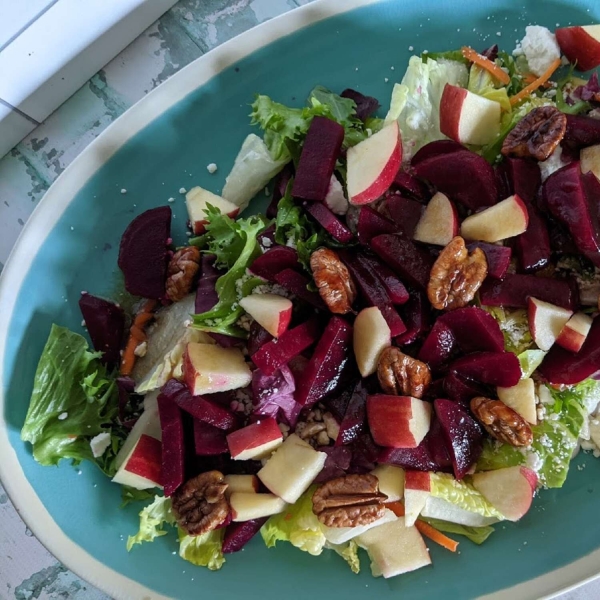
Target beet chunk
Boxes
[292,116,344,202]
[411,140,466,165]
[356,206,398,243]
[340,88,380,121]
[79,292,125,367]
[396,290,430,346]
[118,206,171,298]
[223,519,268,554]
[466,242,512,279]
[249,246,299,282]
[418,321,457,370]
[450,352,521,387]
[304,201,354,243]
[194,419,229,456]
[383,194,424,237]
[335,381,368,446]
[564,114,600,150]
[273,268,326,310]
[438,306,504,353]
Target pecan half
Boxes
[166,246,201,302]
[171,471,230,536]
[470,397,533,447]
[427,236,488,311]
[312,474,387,528]
[377,347,431,398]
[310,248,356,314]
[501,106,567,162]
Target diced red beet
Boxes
[466,242,512,279]
[479,274,578,311]
[411,140,465,165]
[249,246,299,282]
[79,293,125,367]
[195,255,220,313]
[392,171,429,201]
[543,162,600,267]
[314,445,353,483]
[500,157,541,203]
[355,253,409,305]
[222,519,268,554]
[450,352,521,387]
[356,206,398,244]
[335,381,368,446]
[173,390,238,430]
[323,377,359,422]
[582,170,600,246]
[443,371,488,404]
[257,225,276,249]
[292,116,344,202]
[413,149,497,211]
[118,206,171,299]
[296,317,353,406]
[481,44,499,61]
[251,319,320,376]
[304,201,354,244]
[396,291,430,345]
[348,433,380,474]
[266,164,294,219]
[247,322,274,356]
[193,419,229,455]
[434,399,483,480]
[564,114,600,149]
[539,316,600,384]
[379,304,407,337]
[383,193,424,237]
[418,321,457,370]
[274,268,326,310]
[157,380,187,496]
[514,200,551,273]
[208,333,244,348]
[116,376,135,424]
[340,88,380,121]
[371,234,434,290]
[439,306,504,353]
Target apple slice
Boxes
[404,470,431,526]
[413,192,459,246]
[258,434,327,503]
[440,83,501,146]
[353,306,392,377]
[528,297,573,352]
[461,194,529,242]
[497,378,537,425]
[356,517,431,578]
[224,474,259,496]
[185,186,240,235]
[347,121,402,205]
[472,466,537,522]
[581,144,600,180]
[367,395,432,449]
[230,492,287,521]
[323,508,398,545]
[556,312,593,353]
[227,418,283,461]
[371,464,405,502]
[112,434,162,490]
[239,293,292,338]
[421,497,500,527]
[556,25,600,71]
[183,342,252,395]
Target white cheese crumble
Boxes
[120,188,127,194]
[514,26,561,77]
[539,146,566,182]
[90,432,112,458]
[179,187,187,194]
[134,341,148,357]
[167,197,175,203]
[206,163,218,174]
[57,412,68,421]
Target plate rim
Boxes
[0,0,598,598]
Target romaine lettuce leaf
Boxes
[178,527,225,571]
[430,473,504,519]
[483,306,533,354]
[326,540,361,574]
[21,325,119,467]
[419,517,494,545]
[120,486,156,509]
[467,64,511,112]
[518,349,547,378]
[126,495,176,550]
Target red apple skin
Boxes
[193,208,239,235]
[182,345,196,395]
[520,467,538,494]
[556,27,600,72]
[275,305,293,338]
[556,325,586,353]
[439,84,467,142]
[125,434,162,484]
[226,418,282,459]
[404,470,431,492]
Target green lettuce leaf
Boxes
[422,50,469,64]
[127,496,176,550]
[120,486,156,509]
[191,207,268,337]
[419,517,495,545]
[518,349,547,378]
[21,325,119,467]
[178,528,225,571]
[483,306,533,354]
[430,473,504,518]
[467,64,511,112]
[326,540,361,574]
[261,487,327,556]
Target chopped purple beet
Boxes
[116,376,136,423]
[304,201,354,244]
[274,268,327,310]
[392,171,429,201]
[395,290,431,346]
[222,519,268,553]
[266,164,294,219]
[443,371,488,404]
[335,381,368,446]
[314,445,353,483]
[466,242,512,280]
[173,390,238,430]
[356,206,398,244]
[193,419,229,456]
[418,321,457,371]
[450,352,521,387]
[411,140,466,165]
[195,255,220,313]
[439,306,505,353]
[249,246,299,282]
[340,88,380,121]
[247,322,274,356]
[383,193,424,237]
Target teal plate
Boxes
[2,1,600,598]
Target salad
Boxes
[20,23,600,580]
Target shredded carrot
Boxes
[522,73,553,89]
[120,299,157,376]
[384,502,458,553]
[461,46,510,85]
[510,58,562,106]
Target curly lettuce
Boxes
[420,517,495,545]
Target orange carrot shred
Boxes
[509,58,561,106]
[385,501,405,518]
[461,46,510,85]
[120,299,157,376]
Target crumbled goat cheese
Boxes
[90,432,112,458]
[121,188,127,194]
[537,383,555,405]
[514,26,561,77]
[57,412,68,421]
[206,163,218,174]
[539,146,565,182]
[179,187,187,194]
[237,314,253,331]
[134,341,148,357]
[167,197,175,203]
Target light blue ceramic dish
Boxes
[2,1,600,598]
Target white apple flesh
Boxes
[440,83,501,146]
[580,144,600,180]
[403,470,431,526]
[186,186,240,234]
[347,121,402,205]
[112,434,162,490]
[226,418,283,461]
[230,492,287,521]
[239,293,292,338]
[413,192,459,246]
[556,312,593,353]
[371,464,405,502]
[224,474,260,496]
[497,378,537,425]
[472,466,537,522]
[322,509,398,545]
[461,194,529,243]
[353,306,392,377]
[421,497,500,527]
[528,297,573,352]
